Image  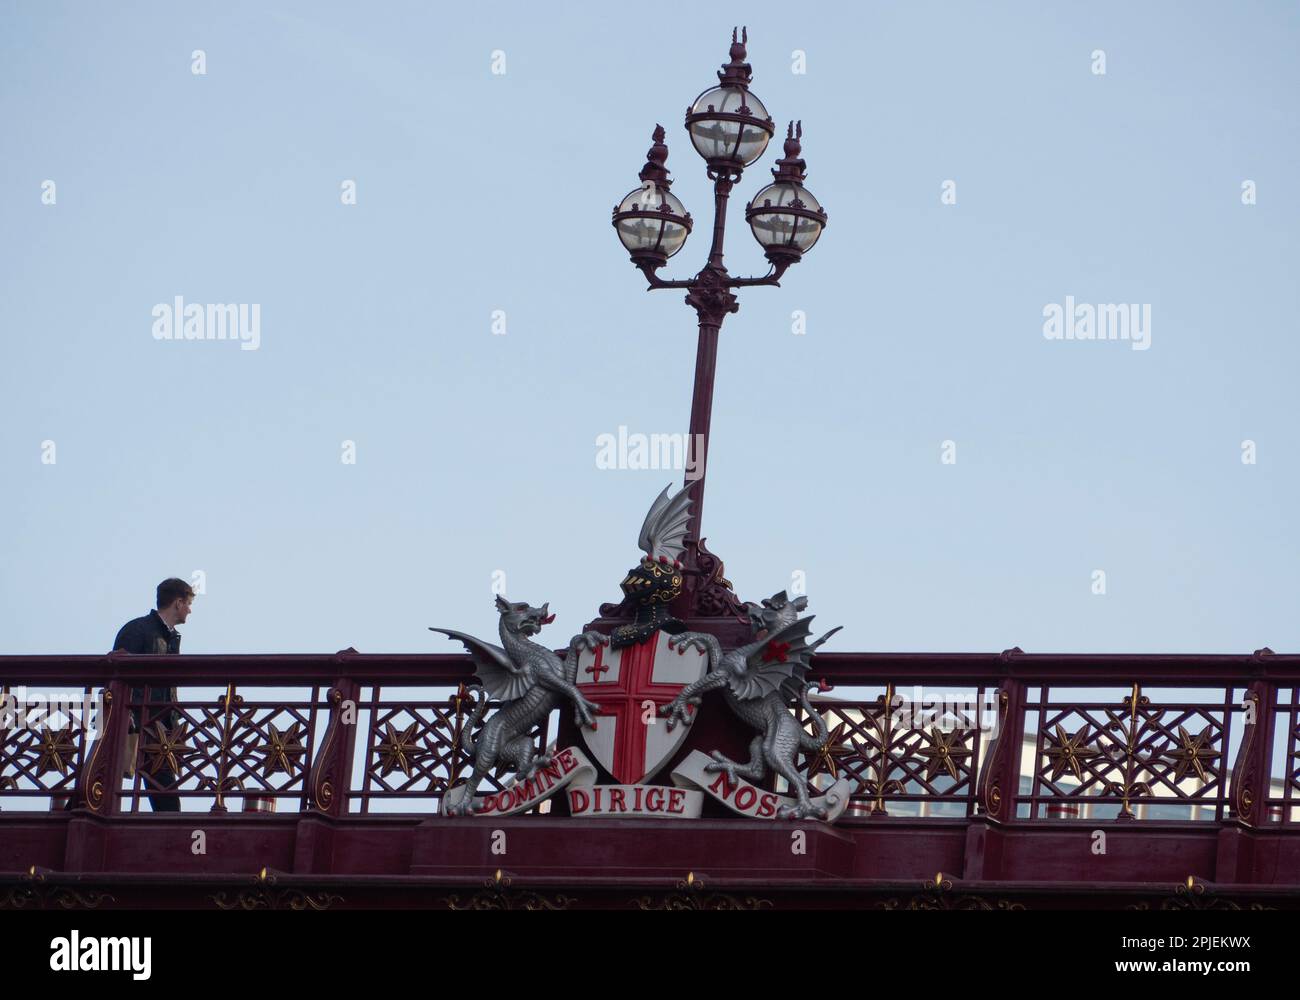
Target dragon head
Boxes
[745,590,809,636]
[494,595,554,637]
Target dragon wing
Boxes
[739,616,843,700]
[428,628,533,701]
[637,484,692,562]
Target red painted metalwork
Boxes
[3,649,1298,907]
[612,31,799,624]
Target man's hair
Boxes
[156,578,195,610]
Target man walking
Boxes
[112,578,195,812]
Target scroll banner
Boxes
[441,746,852,822]
[670,750,855,822]
[441,745,597,817]
[567,776,704,819]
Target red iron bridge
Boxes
[1,648,1297,910]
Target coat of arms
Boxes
[429,487,853,822]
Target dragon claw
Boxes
[442,794,476,817]
[777,802,828,821]
[662,698,695,731]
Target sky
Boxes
[2,0,1298,658]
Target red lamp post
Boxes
[611,27,828,619]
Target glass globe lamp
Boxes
[745,122,827,266]
[612,125,693,270]
[685,84,774,170]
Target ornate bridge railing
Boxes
[794,649,1297,827]
[1,649,1295,827]
[0,654,541,817]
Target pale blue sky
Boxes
[2,0,1297,657]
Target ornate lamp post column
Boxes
[611,27,828,623]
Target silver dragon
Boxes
[430,596,608,816]
[662,590,843,820]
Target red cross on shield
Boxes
[575,631,708,784]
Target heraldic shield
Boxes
[575,630,707,784]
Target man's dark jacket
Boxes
[113,610,181,656]
[112,610,181,730]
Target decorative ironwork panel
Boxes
[0,685,100,808]
[792,684,999,818]
[1020,684,1237,820]
[1270,687,1298,823]
[123,685,326,813]
[350,685,554,814]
